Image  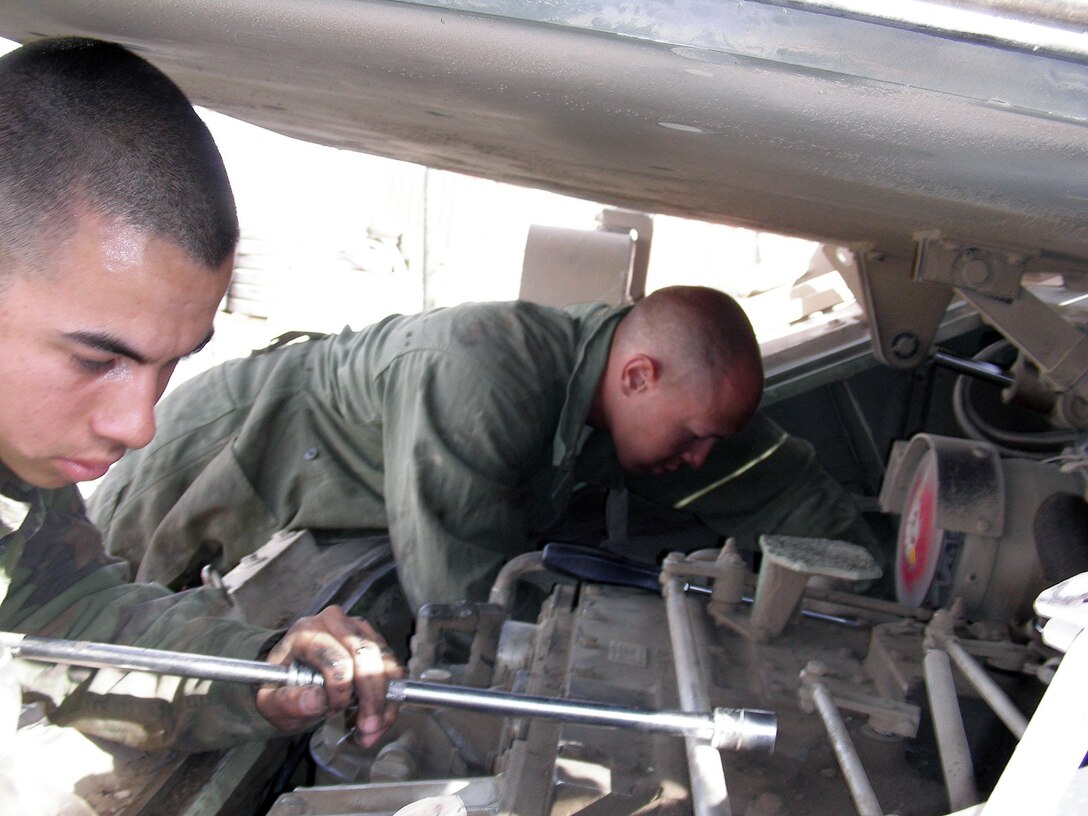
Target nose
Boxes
[90,373,159,451]
[682,438,717,470]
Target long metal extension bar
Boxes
[1,631,775,752]
[663,572,736,816]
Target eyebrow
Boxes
[64,329,215,365]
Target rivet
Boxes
[891,332,919,360]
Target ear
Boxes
[620,354,658,396]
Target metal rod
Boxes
[1,631,775,752]
[809,678,884,816]
[0,631,322,687]
[924,649,979,811]
[389,678,774,752]
[932,349,1014,387]
[683,583,861,627]
[664,575,733,816]
[944,639,1028,739]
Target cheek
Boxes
[619,425,676,466]
[2,375,74,445]
[612,428,647,469]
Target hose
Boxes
[950,340,1077,459]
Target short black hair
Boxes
[0,37,238,274]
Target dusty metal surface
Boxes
[0,0,1084,262]
[272,564,1045,815]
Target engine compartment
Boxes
[263,529,1061,816]
[252,299,1088,816]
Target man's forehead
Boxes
[24,211,230,362]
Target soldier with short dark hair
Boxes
[0,37,399,753]
[90,284,883,613]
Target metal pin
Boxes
[682,583,861,627]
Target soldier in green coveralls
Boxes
[0,38,399,753]
[90,284,884,613]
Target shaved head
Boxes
[613,285,763,398]
[592,286,764,474]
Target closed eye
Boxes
[71,354,116,374]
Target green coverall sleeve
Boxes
[378,348,553,610]
[1,485,281,753]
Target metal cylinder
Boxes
[810,679,884,816]
[933,349,1014,387]
[387,678,774,752]
[924,649,979,811]
[944,639,1027,739]
[711,539,748,605]
[0,632,321,687]
[664,574,734,816]
[487,551,544,611]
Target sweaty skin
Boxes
[0,214,226,488]
[0,210,401,746]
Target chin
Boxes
[10,467,66,489]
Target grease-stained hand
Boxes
[254,606,402,747]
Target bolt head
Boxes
[890,332,920,360]
[961,256,991,286]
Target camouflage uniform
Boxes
[0,465,281,751]
[90,300,881,611]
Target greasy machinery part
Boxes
[0,631,776,752]
[278,563,986,814]
[279,584,735,816]
[925,625,1029,739]
[956,286,1088,426]
[944,639,1028,738]
[689,583,861,628]
[858,232,1088,424]
[880,434,1005,545]
[747,536,881,641]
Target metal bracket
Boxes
[856,246,953,369]
[858,234,1088,417]
[797,665,921,739]
[958,286,1088,413]
[914,230,1031,301]
[913,229,1088,409]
